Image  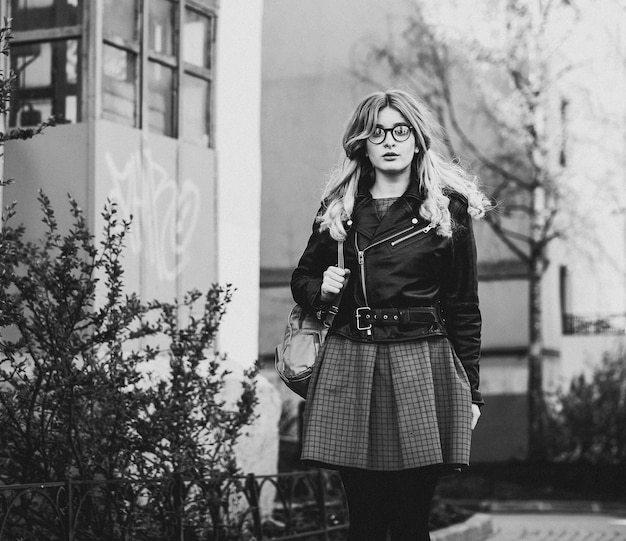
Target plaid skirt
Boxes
[301,334,473,471]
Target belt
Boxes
[355,306,441,331]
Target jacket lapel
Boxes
[351,180,426,243]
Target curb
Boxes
[431,513,493,541]
[444,499,626,516]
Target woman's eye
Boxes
[394,125,410,136]
[373,128,384,137]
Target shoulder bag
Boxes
[275,241,347,399]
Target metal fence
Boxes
[0,470,348,541]
[562,313,626,335]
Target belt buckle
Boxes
[355,306,373,331]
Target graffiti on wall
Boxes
[105,148,201,282]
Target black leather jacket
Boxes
[291,180,483,405]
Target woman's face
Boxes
[365,106,417,178]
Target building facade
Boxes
[2,0,278,474]
[2,0,263,368]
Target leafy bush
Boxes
[0,192,257,539]
[546,349,626,464]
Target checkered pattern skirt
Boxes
[301,334,473,471]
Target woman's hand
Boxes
[320,266,349,302]
[471,404,481,430]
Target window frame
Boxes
[100,0,140,126]
[180,2,215,146]
[8,0,84,127]
[6,0,218,147]
[143,0,178,138]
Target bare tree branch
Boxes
[484,213,532,263]
[430,48,533,190]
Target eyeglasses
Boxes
[368,125,413,144]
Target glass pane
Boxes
[103,0,138,42]
[11,0,82,31]
[14,98,52,127]
[66,39,78,84]
[102,44,137,127]
[181,74,210,146]
[149,0,176,56]
[14,42,52,88]
[10,39,80,126]
[148,62,175,137]
[184,8,213,70]
[65,95,77,123]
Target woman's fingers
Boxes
[471,404,481,430]
[324,267,348,287]
[321,267,349,301]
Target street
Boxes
[488,513,626,540]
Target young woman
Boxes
[291,89,489,540]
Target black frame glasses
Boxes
[368,124,414,144]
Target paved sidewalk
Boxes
[487,513,626,540]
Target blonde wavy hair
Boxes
[317,89,489,240]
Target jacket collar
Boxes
[355,179,424,202]
[352,179,425,241]
[355,178,424,208]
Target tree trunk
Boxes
[527,251,547,461]
[526,0,550,462]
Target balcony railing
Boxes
[562,313,626,335]
[0,470,348,541]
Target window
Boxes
[103,0,138,43]
[147,0,177,137]
[9,0,83,126]
[11,0,81,31]
[148,62,175,136]
[149,0,176,57]
[140,0,216,144]
[102,0,139,126]
[10,39,80,126]
[181,74,210,146]
[102,44,138,127]
[183,7,212,70]
[181,6,214,146]
[9,0,217,146]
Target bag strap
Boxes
[323,241,347,328]
[337,239,345,269]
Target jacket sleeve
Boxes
[291,214,334,316]
[440,197,483,406]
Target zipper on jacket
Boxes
[355,223,434,312]
[356,247,369,307]
[390,224,435,246]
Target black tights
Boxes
[339,468,438,541]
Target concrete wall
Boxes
[215,0,264,369]
[6,122,218,304]
[93,122,218,302]
[4,123,90,237]
[216,0,281,481]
